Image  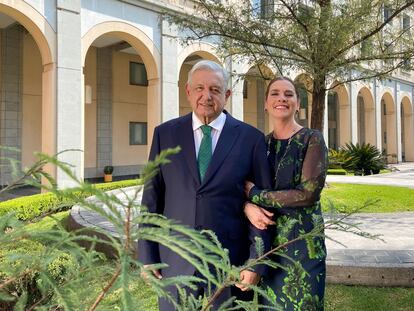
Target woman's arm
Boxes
[249,131,328,209]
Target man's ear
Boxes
[185,83,191,97]
[225,89,232,100]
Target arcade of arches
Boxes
[0,4,413,187]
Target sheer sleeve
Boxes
[249,131,328,209]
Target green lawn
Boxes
[321,183,414,213]
[91,281,414,310]
[326,284,414,311]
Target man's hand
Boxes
[235,270,260,291]
[141,264,162,280]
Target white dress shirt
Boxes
[192,112,226,158]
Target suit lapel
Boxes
[176,113,200,186]
[201,113,240,186]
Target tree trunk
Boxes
[310,78,326,132]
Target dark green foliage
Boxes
[0,179,139,220]
[328,149,351,170]
[166,0,414,131]
[339,143,387,175]
[327,169,347,175]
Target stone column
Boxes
[256,79,265,133]
[56,0,83,187]
[349,82,359,144]
[395,82,402,162]
[96,47,113,176]
[42,62,57,185]
[0,25,23,185]
[229,60,244,121]
[161,19,179,122]
[374,81,383,151]
[147,78,161,150]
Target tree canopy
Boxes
[168,0,414,131]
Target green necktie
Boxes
[198,125,212,182]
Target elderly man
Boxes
[138,60,272,310]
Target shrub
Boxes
[327,168,347,175]
[0,179,139,221]
[340,143,387,175]
[328,149,351,169]
[0,212,98,309]
[329,143,386,175]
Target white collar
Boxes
[192,112,226,132]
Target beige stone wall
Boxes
[84,47,97,168]
[0,32,2,92]
[22,34,42,168]
[243,78,258,128]
[112,51,148,166]
[179,63,192,116]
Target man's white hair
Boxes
[187,60,230,89]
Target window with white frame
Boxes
[129,122,147,145]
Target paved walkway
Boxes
[326,162,414,189]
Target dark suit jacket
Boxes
[137,111,272,278]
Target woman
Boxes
[244,77,328,310]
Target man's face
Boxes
[185,69,231,124]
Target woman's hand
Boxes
[244,181,255,197]
[244,202,275,230]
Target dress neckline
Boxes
[271,127,305,141]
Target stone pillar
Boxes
[395,82,402,162]
[0,25,23,185]
[147,78,161,150]
[161,19,179,122]
[256,79,265,133]
[230,60,244,121]
[348,82,359,144]
[374,81,383,151]
[56,0,83,187]
[96,47,113,176]
[42,62,57,185]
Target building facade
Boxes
[0,0,413,187]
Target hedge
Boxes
[327,168,347,175]
[0,179,140,221]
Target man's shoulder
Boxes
[155,114,190,131]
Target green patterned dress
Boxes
[249,128,328,311]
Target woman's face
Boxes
[265,79,300,121]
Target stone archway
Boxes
[356,86,376,146]
[0,2,55,185]
[401,96,414,161]
[327,82,350,149]
[242,65,274,133]
[381,92,397,163]
[82,22,160,179]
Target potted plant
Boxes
[103,165,114,182]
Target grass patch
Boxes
[0,179,140,221]
[322,183,414,213]
[74,281,414,310]
[325,284,414,311]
